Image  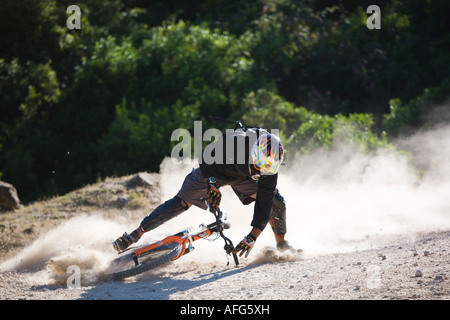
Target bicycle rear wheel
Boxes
[103,242,182,281]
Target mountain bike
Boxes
[103,208,239,281]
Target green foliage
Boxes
[241,89,390,157]
[0,58,60,133]
[0,0,448,202]
[382,79,450,135]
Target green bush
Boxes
[1,0,449,202]
[382,79,450,135]
[240,89,390,158]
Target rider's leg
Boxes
[113,168,206,252]
[268,191,289,249]
[112,196,190,252]
[139,196,190,233]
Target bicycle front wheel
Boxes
[103,242,182,281]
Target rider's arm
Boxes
[250,173,278,232]
[249,227,262,239]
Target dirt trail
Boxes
[1,229,448,300]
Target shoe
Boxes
[112,232,138,252]
[276,240,293,252]
[276,240,303,254]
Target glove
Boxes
[206,178,222,211]
[234,234,257,258]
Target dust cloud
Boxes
[0,215,126,285]
[275,116,450,256]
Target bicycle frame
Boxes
[130,208,239,267]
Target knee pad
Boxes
[269,192,287,236]
[140,196,189,232]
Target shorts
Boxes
[176,168,258,210]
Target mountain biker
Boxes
[112,127,293,258]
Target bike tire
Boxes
[103,242,182,281]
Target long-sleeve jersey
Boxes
[199,129,278,231]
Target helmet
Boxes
[251,133,284,174]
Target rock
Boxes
[415,270,424,277]
[0,181,21,211]
[127,172,155,189]
[424,250,430,256]
[22,226,35,235]
[378,252,386,260]
[112,197,128,208]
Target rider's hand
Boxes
[234,234,257,258]
[206,178,221,211]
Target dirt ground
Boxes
[0,229,448,300]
